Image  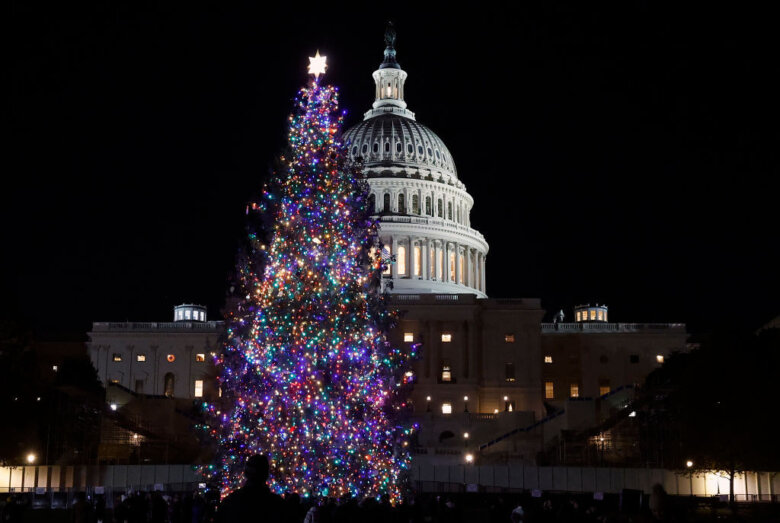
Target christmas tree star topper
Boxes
[308,50,327,79]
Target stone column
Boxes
[455,243,462,285]
[422,239,429,280]
[480,254,487,292]
[391,236,398,279]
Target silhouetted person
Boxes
[218,454,284,523]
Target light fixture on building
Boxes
[465,453,474,463]
[629,411,637,417]
[503,396,508,401]
[463,432,469,439]
[26,453,36,464]
[463,395,469,412]
[110,403,117,411]
[656,354,665,363]
[426,395,431,412]
[441,402,452,414]
[686,460,693,468]
[52,365,58,372]
[494,408,499,414]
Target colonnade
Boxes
[385,236,486,294]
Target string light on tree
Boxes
[205,54,417,505]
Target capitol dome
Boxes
[343,25,488,297]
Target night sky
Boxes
[6,3,778,339]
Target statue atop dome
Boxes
[384,22,396,48]
[381,22,400,69]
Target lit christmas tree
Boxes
[206,54,416,504]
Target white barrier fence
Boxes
[1,464,777,500]
[409,464,778,498]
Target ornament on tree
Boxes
[204,55,417,505]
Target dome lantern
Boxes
[365,22,415,121]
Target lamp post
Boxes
[463,395,469,413]
[463,432,469,448]
[426,395,431,413]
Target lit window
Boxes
[597,310,604,321]
[397,246,407,275]
[413,246,421,276]
[544,355,553,364]
[590,310,596,321]
[195,353,205,362]
[441,365,452,382]
[167,354,176,363]
[545,381,555,399]
[441,333,452,343]
[505,334,515,343]
[599,382,611,396]
[441,403,452,414]
[199,311,205,321]
[656,354,664,363]
[576,311,581,322]
[459,254,465,283]
[504,363,515,382]
[185,310,191,320]
[194,380,204,398]
[112,354,123,362]
[403,332,414,342]
[604,311,608,321]
[449,252,455,281]
[136,354,146,362]
[570,384,580,398]
[110,379,120,384]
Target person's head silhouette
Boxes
[244,454,270,483]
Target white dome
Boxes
[343,115,459,184]
[343,30,488,298]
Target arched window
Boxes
[383,193,391,212]
[437,199,443,217]
[398,193,406,214]
[361,143,368,154]
[367,194,376,213]
[412,194,420,214]
[352,146,358,156]
[435,149,440,160]
[384,142,390,153]
[427,147,432,157]
[407,143,413,154]
[447,202,453,220]
[417,144,423,155]
[425,196,432,216]
[396,142,402,153]
[413,245,421,276]
[372,142,379,153]
[164,373,175,398]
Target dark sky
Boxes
[6,3,778,339]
